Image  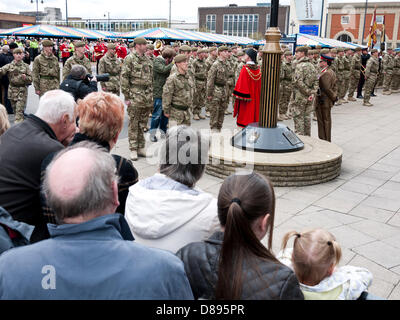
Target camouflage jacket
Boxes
[280,60,293,85]
[350,54,362,74]
[191,57,207,82]
[153,55,173,99]
[235,61,244,83]
[382,53,395,72]
[205,56,217,74]
[343,55,351,74]
[162,72,191,114]
[62,54,92,81]
[337,56,345,73]
[0,60,32,88]
[98,53,122,92]
[121,52,153,99]
[365,56,379,77]
[206,58,228,97]
[32,52,60,91]
[331,57,338,74]
[394,55,400,75]
[293,56,318,98]
[226,57,236,87]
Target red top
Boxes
[116,45,127,59]
[233,64,262,128]
[94,43,107,61]
[60,43,70,58]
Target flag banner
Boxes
[295,0,323,21]
[367,6,378,48]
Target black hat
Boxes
[9,43,18,50]
[245,48,257,63]
[320,54,334,61]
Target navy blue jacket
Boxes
[0,214,194,300]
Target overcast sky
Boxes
[0,0,395,22]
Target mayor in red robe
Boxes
[233,48,262,128]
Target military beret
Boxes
[134,37,147,45]
[295,46,308,54]
[146,44,154,50]
[246,44,254,48]
[179,45,191,52]
[354,47,362,52]
[42,40,54,47]
[174,54,187,64]
[172,42,180,47]
[315,45,322,50]
[308,49,315,55]
[107,43,117,50]
[191,47,198,51]
[320,54,334,62]
[371,48,378,53]
[281,44,288,49]
[236,50,245,56]
[128,42,135,48]
[218,46,228,52]
[284,50,292,56]
[336,47,344,52]
[197,48,207,54]
[74,41,85,48]
[208,47,217,52]
[320,48,330,55]
[13,48,23,54]
[330,48,337,54]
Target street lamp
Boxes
[290,20,296,35]
[65,0,69,27]
[104,12,110,32]
[30,0,44,25]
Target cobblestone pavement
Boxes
[19,74,400,299]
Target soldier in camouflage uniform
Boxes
[163,54,192,127]
[98,43,121,95]
[206,46,229,132]
[382,48,395,95]
[347,47,362,102]
[335,48,346,105]
[121,37,153,161]
[363,49,379,107]
[291,46,318,136]
[204,47,218,118]
[146,43,155,63]
[330,48,338,75]
[225,49,236,115]
[191,48,208,120]
[62,41,92,81]
[340,48,353,103]
[391,51,400,92]
[278,50,293,121]
[0,48,32,123]
[32,40,59,97]
[235,50,245,83]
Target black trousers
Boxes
[357,73,365,96]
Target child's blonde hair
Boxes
[281,228,342,286]
[0,104,10,136]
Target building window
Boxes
[206,14,216,33]
[337,34,352,43]
[376,15,384,24]
[223,14,259,37]
[341,16,350,24]
[266,13,270,29]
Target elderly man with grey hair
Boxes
[60,64,98,102]
[0,142,194,300]
[0,89,77,242]
[125,125,220,253]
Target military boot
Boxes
[347,96,357,102]
[198,114,206,119]
[193,114,200,120]
[138,148,147,157]
[205,111,211,118]
[382,90,391,95]
[130,150,138,161]
[342,98,349,103]
[363,101,373,107]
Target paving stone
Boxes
[349,204,396,223]
[388,283,400,300]
[339,181,378,195]
[348,220,400,241]
[387,212,400,227]
[275,198,309,215]
[363,195,400,212]
[359,169,397,181]
[296,205,326,216]
[280,189,324,204]
[328,225,376,249]
[313,196,362,213]
[353,241,400,269]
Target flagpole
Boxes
[362,0,368,45]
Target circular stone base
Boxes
[206,132,343,187]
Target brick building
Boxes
[198,3,290,39]
[326,2,400,48]
[0,12,35,29]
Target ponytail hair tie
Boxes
[231,198,241,205]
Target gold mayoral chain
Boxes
[245,65,262,81]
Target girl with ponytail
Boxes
[176,172,303,300]
[278,228,377,300]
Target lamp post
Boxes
[104,12,110,32]
[65,0,69,27]
[30,0,44,25]
[362,0,368,45]
[290,20,296,35]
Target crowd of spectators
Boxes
[0,89,378,300]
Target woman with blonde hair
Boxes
[278,228,377,300]
[0,104,10,136]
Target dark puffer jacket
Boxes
[176,231,304,300]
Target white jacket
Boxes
[277,248,373,300]
[125,173,220,253]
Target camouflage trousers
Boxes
[391,73,400,91]
[127,104,150,151]
[383,71,393,92]
[377,72,384,87]
[339,73,350,100]
[192,80,206,116]
[39,78,60,97]
[364,74,378,103]
[348,71,360,98]
[168,107,191,128]
[8,86,27,123]
[292,95,313,136]
[279,83,291,115]
[226,83,235,109]
[209,87,228,130]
